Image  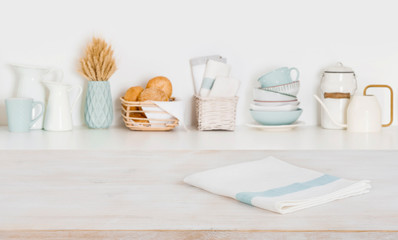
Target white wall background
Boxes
[1,0,398,127]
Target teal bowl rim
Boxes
[249,108,303,125]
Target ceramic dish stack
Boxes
[249,67,303,130]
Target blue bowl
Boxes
[250,109,303,125]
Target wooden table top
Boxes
[1,150,397,239]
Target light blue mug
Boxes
[258,67,300,88]
[5,98,44,132]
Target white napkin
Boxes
[190,55,227,95]
[199,60,231,97]
[141,100,187,130]
[209,76,240,97]
[184,156,371,214]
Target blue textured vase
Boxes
[84,81,113,128]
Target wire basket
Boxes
[195,95,238,131]
[120,97,179,131]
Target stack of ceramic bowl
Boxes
[250,67,302,126]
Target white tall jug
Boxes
[12,64,61,129]
[319,62,357,129]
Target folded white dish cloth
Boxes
[184,156,371,214]
[199,59,231,97]
[209,76,240,97]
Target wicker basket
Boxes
[195,95,238,131]
[120,97,179,131]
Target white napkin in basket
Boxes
[209,76,240,97]
[141,100,187,130]
[184,156,371,214]
[190,55,227,95]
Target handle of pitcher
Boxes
[364,84,394,127]
[289,67,300,82]
[69,85,83,113]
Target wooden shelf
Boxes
[1,125,398,151]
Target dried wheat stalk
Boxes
[79,37,117,81]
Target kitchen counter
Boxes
[0,150,397,239]
[1,125,398,150]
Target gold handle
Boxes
[363,84,394,127]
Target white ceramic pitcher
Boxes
[314,85,393,132]
[12,64,62,129]
[43,81,82,131]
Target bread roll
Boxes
[138,88,169,101]
[123,86,144,111]
[123,86,148,124]
[146,76,172,98]
[130,112,149,124]
[124,86,144,101]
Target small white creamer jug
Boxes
[43,81,82,131]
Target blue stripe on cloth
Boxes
[200,77,215,89]
[235,174,340,205]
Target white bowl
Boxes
[253,88,297,101]
[250,103,299,111]
[253,100,300,107]
[262,81,300,96]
